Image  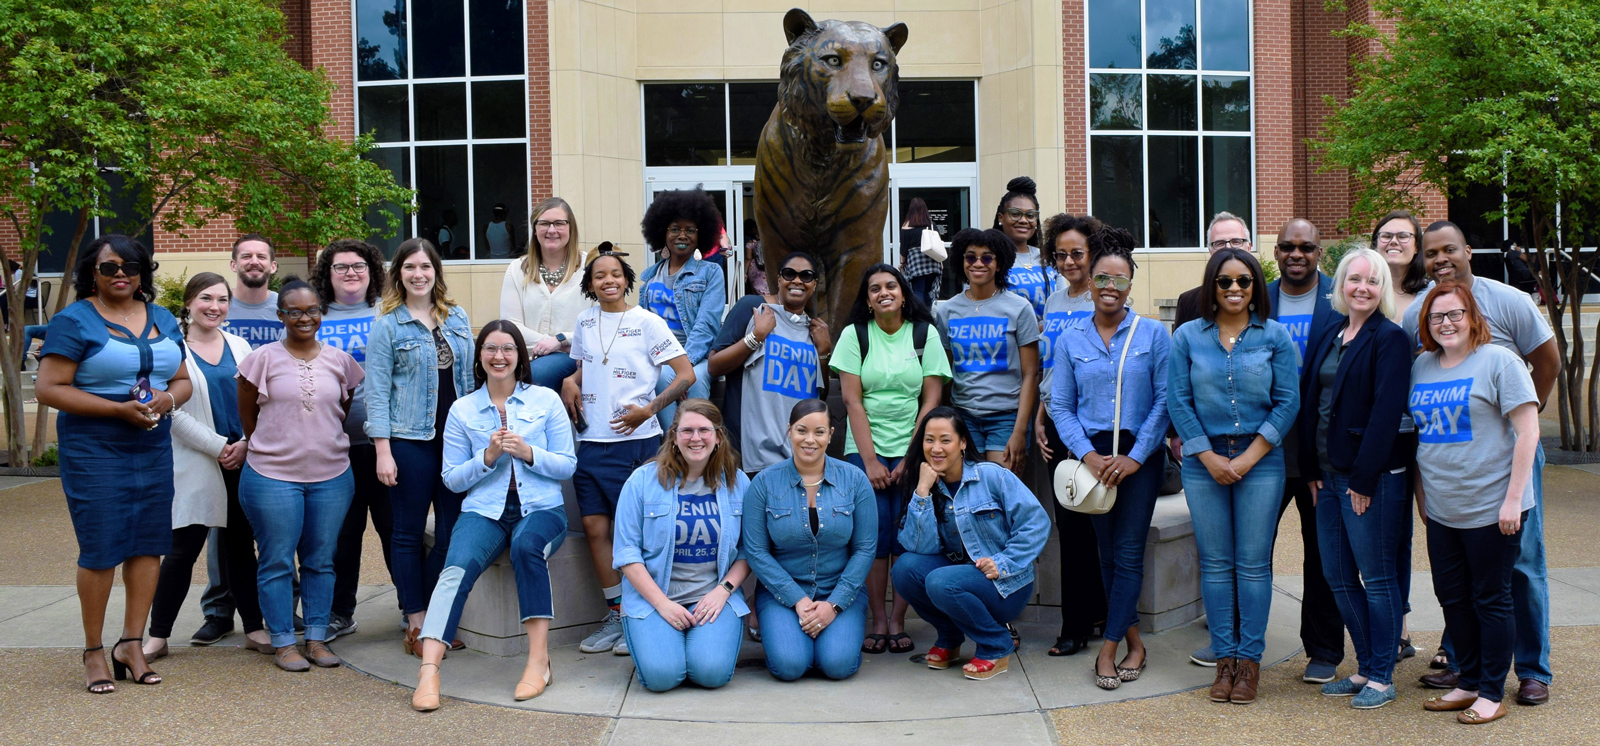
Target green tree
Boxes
[1313,0,1600,451]
[0,0,413,465]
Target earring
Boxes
[1249,302,1256,312]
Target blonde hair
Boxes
[1330,246,1395,319]
[653,399,742,493]
[521,197,583,286]
[378,238,457,322]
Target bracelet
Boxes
[744,332,761,351]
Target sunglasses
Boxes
[1091,274,1132,291]
[1214,275,1255,290]
[963,253,995,266]
[1276,242,1320,255]
[778,267,818,283]
[98,261,141,278]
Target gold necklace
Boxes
[599,307,628,365]
[95,297,137,325]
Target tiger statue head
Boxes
[778,8,908,151]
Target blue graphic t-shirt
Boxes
[667,478,721,607]
[934,290,1041,415]
[642,271,684,338]
[1006,248,1050,321]
[319,301,376,444]
[1276,286,1319,373]
[226,293,284,349]
[738,305,823,471]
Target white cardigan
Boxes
[168,331,255,529]
[499,253,594,344]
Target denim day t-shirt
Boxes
[319,301,377,445]
[934,290,1041,415]
[642,269,685,340]
[1276,285,1319,374]
[1410,345,1538,529]
[1038,287,1094,404]
[1006,247,1050,321]
[667,478,720,607]
[225,292,284,349]
[738,305,823,471]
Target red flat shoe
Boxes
[925,646,961,670]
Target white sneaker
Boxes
[612,635,630,656]
[579,610,624,653]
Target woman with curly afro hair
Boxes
[638,188,727,429]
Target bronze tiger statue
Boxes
[754,8,908,335]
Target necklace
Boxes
[598,308,629,365]
[94,297,137,325]
[539,263,567,287]
[1218,322,1247,345]
[802,478,824,487]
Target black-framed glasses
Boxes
[330,263,369,275]
[1427,309,1467,325]
[534,219,570,230]
[1377,231,1416,244]
[1208,237,1250,251]
[98,261,141,278]
[1003,207,1040,222]
[1276,242,1320,255]
[481,343,521,357]
[963,253,995,266]
[1091,274,1132,291]
[778,267,818,283]
[279,307,323,320]
[666,225,700,236]
[1214,275,1255,290]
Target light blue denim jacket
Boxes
[1167,317,1301,457]
[1050,311,1171,465]
[638,257,725,364]
[898,461,1050,598]
[364,304,475,440]
[441,383,577,518]
[612,462,751,620]
[741,457,877,611]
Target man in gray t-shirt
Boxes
[228,235,284,348]
[933,289,1040,416]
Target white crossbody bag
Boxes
[1053,314,1139,515]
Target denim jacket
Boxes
[1167,317,1301,457]
[639,257,725,364]
[441,383,577,518]
[612,462,751,620]
[364,304,475,440]
[741,457,877,611]
[1049,311,1171,465]
[898,461,1050,598]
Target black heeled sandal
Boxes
[112,637,162,685]
[1048,634,1089,656]
[83,646,114,694]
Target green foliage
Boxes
[154,270,189,319]
[31,444,58,468]
[1259,257,1280,283]
[1319,236,1368,277]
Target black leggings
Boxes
[149,524,211,638]
[333,443,394,618]
[1045,417,1108,639]
[149,467,263,636]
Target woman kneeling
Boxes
[894,408,1050,680]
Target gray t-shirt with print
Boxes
[1276,285,1320,374]
[226,291,284,349]
[1038,287,1094,404]
[1410,345,1539,529]
[738,304,825,472]
[666,478,721,607]
[1402,275,1554,356]
[319,301,378,446]
[934,290,1041,416]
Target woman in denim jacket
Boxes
[638,188,726,428]
[365,239,476,653]
[410,320,576,712]
[895,408,1050,682]
[742,399,877,681]
[613,400,752,692]
[1168,248,1300,705]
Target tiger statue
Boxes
[754,8,908,336]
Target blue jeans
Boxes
[419,508,567,645]
[956,408,1018,454]
[653,359,711,430]
[755,587,867,681]
[1428,516,1523,703]
[893,552,1031,661]
[1087,432,1164,643]
[1182,437,1285,663]
[388,437,465,615]
[528,352,578,392]
[845,453,904,558]
[1316,470,1408,685]
[238,465,354,648]
[623,602,743,691]
[23,324,46,353]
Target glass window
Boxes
[1202,76,1249,131]
[1091,137,1145,246]
[1201,0,1250,71]
[1090,74,1142,130]
[1146,0,1196,70]
[358,86,410,142]
[362,148,414,257]
[415,146,470,259]
[644,83,727,167]
[1089,0,1140,69]
[472,81,526,139]
[473,144,528,259]
[356,0,406,81]
[471,0,524,76]
[1203,136,1251,227]
[729,82,779,165]
[414,83,467,141]
[895,81,977,163]
[412,0,465,79]
[1147,74,1196,131]
[1148,136,1199,248]
[37,170,153,274]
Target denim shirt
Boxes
[741,457,877,610]
[639,257,726,365]
[1167,317,1301,457]
[441,383,577,518]
[364,305,475,440]
[612,462,751,620]
[1049,311,1171,465]
[898,461,1050,598]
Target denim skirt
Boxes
[58,402,175,570]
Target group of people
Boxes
[39,181,1551,727]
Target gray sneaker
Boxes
[1189,645,1217,667]
[325,613,358,642]
[580,610,624,653]
[1303,658,1338,684]
[612,634,630,657]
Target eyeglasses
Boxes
[481,343,521,357]
[1377,231,1416,244]
[1276,242,1320,255]
[1004,208,1040,222]
[963,253,995,266]
[330,263,368,275]
[534,219,570,230]
[666,225,700,236]
[1054,249,1087,262]
[677,427,716,439]
[279,307,323,320]
[98,261,141,278]
[1427,309,1467,325]
[1208,237,1251,251]
[778,267,818,283]
[1214,275,1255,290]
[1091,274,1132,291]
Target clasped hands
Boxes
[1080,452,1141,489]
[483,427,533,466]
[653,585,734,631]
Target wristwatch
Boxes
[720,580,737,593]
[830,603,843,615]
[554,332,568,344]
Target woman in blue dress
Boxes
[36,235,192,693]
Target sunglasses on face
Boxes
[1092,274,1132,291]
[1276,242,1319,255]
[279,307,323,321]
[778,267,817,283]
[1054,249,1087,263]
[1427,309,1467,325]
[1214,275,1255,290]
[98,261,141,278]
[963,253,995,266]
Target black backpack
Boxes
[854,319,930,364]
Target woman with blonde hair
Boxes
[500,197,595,389]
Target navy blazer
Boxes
[1266,273,1339,351]
[1296,314,1413,496]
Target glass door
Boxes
[891,178,975,300]
[644,179,748,305]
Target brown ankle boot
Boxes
[1230,659,1260,704]
[1209,658,1237,702]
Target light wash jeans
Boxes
[1182,436,1285,663]
[419,508,567,645]
[755,588,867,681]
[622,601,743,692]
[238,465,353,648]
[893,552,1030,661]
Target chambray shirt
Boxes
[898,461,1050,598]
[1049,311,1171,465]
[440,383,577,518]
[612,462,752,620]
[741,457,877,611]
[1167,317,1301,457]
[638,257,726,364]
[364,304,475,440]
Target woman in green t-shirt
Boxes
[832,263,952,655]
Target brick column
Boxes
[1061,1,1087,214]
